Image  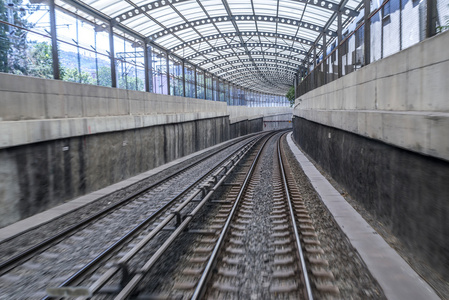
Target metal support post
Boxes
[49,0,60,80]
[182,60,186,97]
[216,77,220,101]
[323,34,327,85]
[337,11,343,78]
[166,51,170,95]
[144,43,150,93]
[426,0,436,38]
[203,72,206,99]
[364,0,371,66]
[211,76,214,100]
[399,0,402,50]
[313,46,317,88]
[108,22,117,88]
[194,67,197,99]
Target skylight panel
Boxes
[103,2,135,17]
[235,21,257,31]
[253,2,277,15]
[175,29,200,41]
[151,7,184,26]
[214,22,238,33]
[256,22,278,32]
[181,48,195,57]
[194,24,220,36]
[133,22,161,37]
[173,1,207,19]
[227,0,253,14]
[201,0,227,17]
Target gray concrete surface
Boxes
[0,72,291,149]
[286,133,439,300]
[294,30,449,161]
[0,136,243,242]
[292,115,449,282]
[0,70,291,228]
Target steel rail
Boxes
[0,134,254,277]
[112,132,274,300]
[278,134,314,300]
[190,131,276,300]
[46,133,264,299]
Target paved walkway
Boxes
[286,132,439,300]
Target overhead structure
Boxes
[55,0,362,95]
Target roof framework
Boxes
[58,0,362,95]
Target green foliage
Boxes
[27,41,53,79]
[0,0,28,74]
[436,5,449,33]
[286,86,295,107]
[119,74,144,91]
[0,1,10,73]
[98,66,112,87]
[61,67,95,84]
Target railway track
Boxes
[0,133,266,299]
[0,131,340,299]
[129,132,339,299]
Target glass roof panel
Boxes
[227,0,254,15]
[61,0,364,94]
[173,2,208,19]
[201,0,227,17]
[235,21,257,31]
[104,2,136,17]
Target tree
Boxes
[27,41,53,79]
[286,85,295,107]
[97,65,112,87]
[0,0,28,74]
[61,67,94,84]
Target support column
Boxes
[49,0,60,80]
[144,43,150,92]
[217,79,220,101]
[108,22,117,88]
[364,0,371,66]
[166,52,170,95]
[211,76,214,100]
[337,11,343,78]
[194,67,197,99]
[323,33,327,84]
[182,60,186,97]
[426,0,436,38]
[203,72,206,99]
[399,0,402,50]
[313,46,317,88]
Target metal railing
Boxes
[295,0,448,98]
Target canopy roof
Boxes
[58,0,363,95]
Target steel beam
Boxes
[49,0,60,80]
[108,22,117,88]
[364,0,370,66]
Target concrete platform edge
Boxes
[286,132,439,300]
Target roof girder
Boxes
[112,0,358,25]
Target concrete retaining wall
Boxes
[0,117,229,227]
[294,30,449,161]
[292,31,449,279]
[0,72,292,228]
[263,113,293,131]
[293,117,449,278]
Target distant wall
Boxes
[263,113,293,131]
[293,31,449,278]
